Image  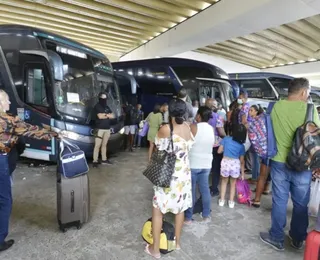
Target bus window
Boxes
[269,77,291,98]
[311,92,320,106]
[237,79,276,99]
[26,67,48,107]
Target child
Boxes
[218,124,247,208]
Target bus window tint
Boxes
[269,77,291,98]
[0,34,40,50]
[26,68,48,107]
[237,79,276,99]
[311,93,320,106]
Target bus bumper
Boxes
[61,132,124,158]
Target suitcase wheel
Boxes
[77,224,82,230]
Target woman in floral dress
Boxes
[145,99,194,259]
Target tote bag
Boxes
[58,139,89,178]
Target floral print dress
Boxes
[152,134,194,214]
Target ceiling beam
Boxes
[127,0,194,17]
[0,11,146,44]
[56,0,175,27]
[94,0,186,23]
[229,37,298,62]
[216,41,287,64]
[0,4,155,39]
[195,48,263,68]
[0,18,133,49]
[205,45,272,66]
[5,0,166,32]
[246,32,312,59]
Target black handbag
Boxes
[143,127,176,188]
[286,104,320,172]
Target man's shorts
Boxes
[124,125,136,135]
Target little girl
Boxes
[218,124,247,208]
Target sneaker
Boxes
[218,199,225,207]
[92,162,99,168]
[101,160,113,165]
[259,232,284,251]
[201,216,211,223]
[288,234,303,250]
[228,200,235,209]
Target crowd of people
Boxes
[1,77,317,256]
[143,78,320,258]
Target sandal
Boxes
[145,244,161,259]
[263,190,271,195]
[251,200,261,208]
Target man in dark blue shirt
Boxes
[92,92,114,167]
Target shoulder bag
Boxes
[142,125,176,188]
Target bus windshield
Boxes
[47,43,120,121]
[53,52,99,121]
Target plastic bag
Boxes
[309,179,320,217]
[139,121,149,137]
[236,179,252,205]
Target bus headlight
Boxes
[60,130,82,140]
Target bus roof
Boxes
[0,24,106,59]
[229,72,294,80]
[113,57,229,80]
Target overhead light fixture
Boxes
[268,64,276,67]
[278,63,285,66]
[308,58,317,62]
[261,66,267,69]
[287,61,295,65]
[298,60,306,63]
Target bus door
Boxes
[17,50,63,161]
[196,78,233,110]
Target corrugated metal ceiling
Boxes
[0,0,219,58]
[195,14,320,69]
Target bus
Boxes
[229,72,294,109]
[112,57,233,115]
[0,25,135,161]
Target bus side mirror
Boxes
[47,50,63,81]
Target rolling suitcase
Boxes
[57,173,90,232]
[304,204,320,259]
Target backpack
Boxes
[286,104,320,172]
[141,218,176,254]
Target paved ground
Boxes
[2,149,312,260]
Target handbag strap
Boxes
[59,138,80,157]
[306,103,314,123]
[168,121,174,151]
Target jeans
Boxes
[185,168,211,220]
[251,148,260,181]
[211,147,223,194]
[269,161,312,243]
[134,132,142,147]
[0,152,15,243]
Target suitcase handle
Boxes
[71,190,75,213]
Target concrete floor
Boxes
[2,149,313,260]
